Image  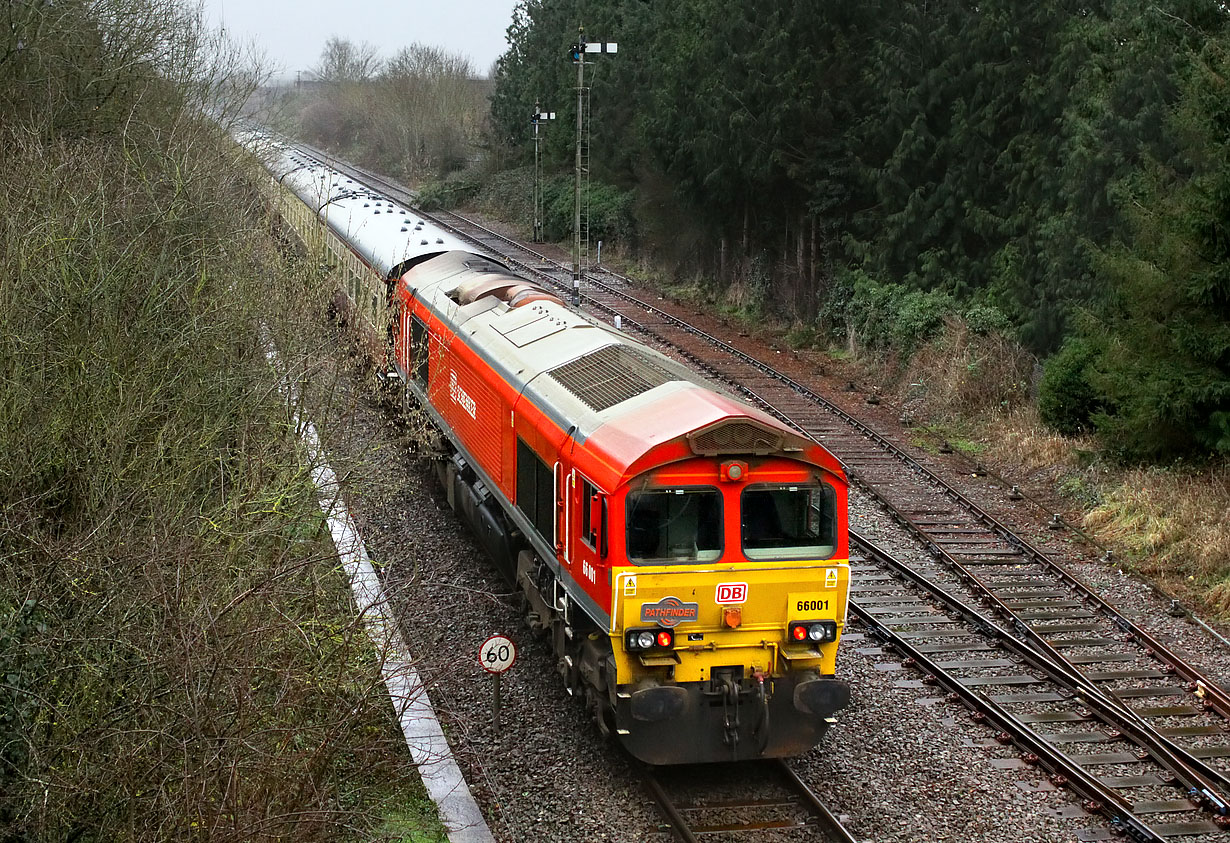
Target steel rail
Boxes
[773,761,860,843]
[290,145,1230,658]
[300,143,1230,763]
[848,536,1226,840]
[642,770,700,843]
[852,529,1230,819]
[856,487,1230,799]
[642,760,858,843]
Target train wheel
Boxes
[586,685,613,740]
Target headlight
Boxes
[626,628,674,651]
[789,621,837,646]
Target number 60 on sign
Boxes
[479,634,517,674]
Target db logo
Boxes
[715,582,748,604]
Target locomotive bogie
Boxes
[615,669,845,764]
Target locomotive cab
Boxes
[606,454,851,764]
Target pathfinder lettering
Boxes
[640,596,699,627]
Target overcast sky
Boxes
[200,0,519,80]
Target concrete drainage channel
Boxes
[268,336,493,842]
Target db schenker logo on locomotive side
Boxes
[640,596,700,628]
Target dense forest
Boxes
[487,0,1230,461]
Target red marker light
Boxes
[792,624,808,641]
[656,630,673,648]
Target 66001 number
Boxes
[796,599,830,613]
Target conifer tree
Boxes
[1071,36,1230,459]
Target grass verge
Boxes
[0,125,445,840]
[877,332,1230,621]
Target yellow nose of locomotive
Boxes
[609,562,850,763]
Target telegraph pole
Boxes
[531,101,555,243]
[569,26,617,306]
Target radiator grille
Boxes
[688,421,783,456]
[546,344,678,412]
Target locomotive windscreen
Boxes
[740,483,837,560]
[626,488,722,563]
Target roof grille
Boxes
[688,421,784,456]
[546,344,677,412]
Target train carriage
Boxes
[249,134,852,764]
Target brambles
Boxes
[0,1,441,839]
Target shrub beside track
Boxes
[0,7,445,833]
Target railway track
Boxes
[277,141,1230,840]
[848,530,1230,841]
[425,209,1230,840]
[643,760,857,842]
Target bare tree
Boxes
[312,36,382,84]
[384,43,474,81]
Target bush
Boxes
[540,175,636,244]
[476,165,534,227]
[0,5,438,838]
[416,170,482,209]
[903,319,1036,418]
[0,130,430,842]
[1039,336,1102,435]
[299,96,363,150]
[964,303,1011,335]
[837,271,958,354]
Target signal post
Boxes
[569,26,617,305]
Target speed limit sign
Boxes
[478,634,517,674]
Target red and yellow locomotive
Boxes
[258,137,851,764]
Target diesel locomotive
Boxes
[249,134,852,764]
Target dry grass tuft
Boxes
[895,319,1035,421]
[869,319,1230,621]
[1084,467,1230,614]
[981,410,1096,477]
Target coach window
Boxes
[411,315,429,386]
[515,439,555,544]
[626,487,722,564]
[741,482,837,561]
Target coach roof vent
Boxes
[545,343,678,412]
[687,420,785,456]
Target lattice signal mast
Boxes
[531,101,555,243]
[569,26,617,305]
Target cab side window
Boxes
[580,479,595,549]
[579,478,606,554]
